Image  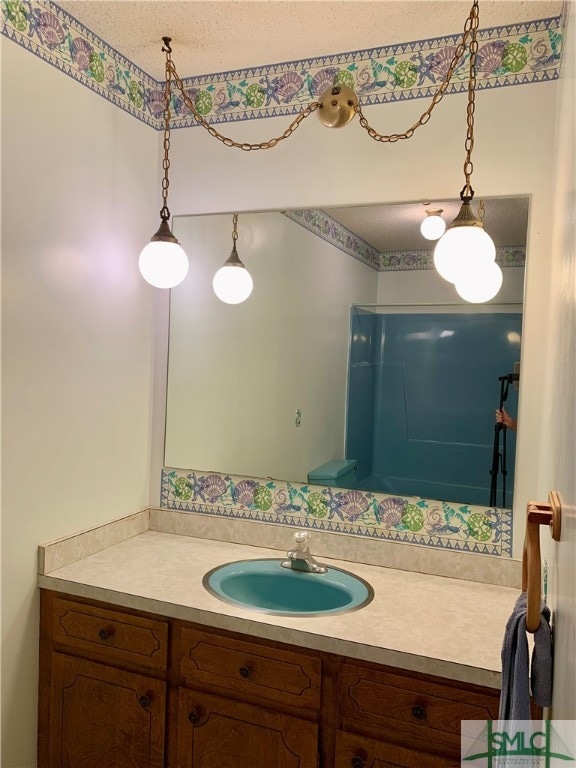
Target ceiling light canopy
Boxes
[420,209,446,241]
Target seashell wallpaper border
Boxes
[1,0,564,130]
[284,209,526,273]
[161,468,513,557]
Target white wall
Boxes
[165,212,377,482]
[168,81,559,556]
[377,265,525,306]
[1,40,158,766]
[541,1,575,719]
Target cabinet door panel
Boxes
[335,730,460,768]
[177,687,318,768]
[48,653,165,768]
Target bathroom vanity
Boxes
[37,510,526,767]
[38,590,503,767]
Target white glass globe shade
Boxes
[213,265,253,304]
[455,260,503,303]
[433,225,496,284]
[420,214,446,241]
[139,240,189,289]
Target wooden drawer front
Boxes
[180,627,321,710]
[335,731,460,768]
[177,688,318,768]
[52,598,168,672]
[339,664,499,741]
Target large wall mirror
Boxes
[165,198,528,510]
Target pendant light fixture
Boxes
[140,4,505,299]
[138,37,189,289]
[420,209,446,241]
[433,1,502,301]
[212,214,253,304]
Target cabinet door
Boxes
[176,687,318,768]
[48,653,165,768]
[336,730,460,768]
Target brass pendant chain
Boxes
[160,36,173,221]
[165,0,478,152]
[356,1,476,144]
[169,61,319,151]
[232,213,239,243]
[461,0,479,201]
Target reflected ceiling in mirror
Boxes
[322,197,529,253]
[165,197,528,510]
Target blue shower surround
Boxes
[346,309,522,507]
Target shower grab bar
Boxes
[522,490,561,633]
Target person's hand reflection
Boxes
[495,407,517,431]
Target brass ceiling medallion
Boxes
[317,84,359,128]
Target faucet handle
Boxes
[293,530,310,551]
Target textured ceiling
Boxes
[57,1,563,80]
[324,196,530,252]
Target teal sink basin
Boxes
[203,559,374,617]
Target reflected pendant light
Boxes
[433,0,499,300]
[455,259,503,303]
[420,209,446,241]
[138,37,189,289]
[213,214,253,304]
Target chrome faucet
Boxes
[281,531,327,574]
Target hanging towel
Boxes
[499,591,553,720]
[531,599,553,708]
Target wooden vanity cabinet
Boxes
[335,730,459,768]
[173,623,322,767]
[39,591,323,768]
[38,590,504,768]
[335,661,501,766]
[38,592,169,768]
[46,654,166,767]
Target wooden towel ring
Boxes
[522,490,562,633]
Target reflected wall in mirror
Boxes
[166,198,528,511]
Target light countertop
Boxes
[39,526,518,689]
